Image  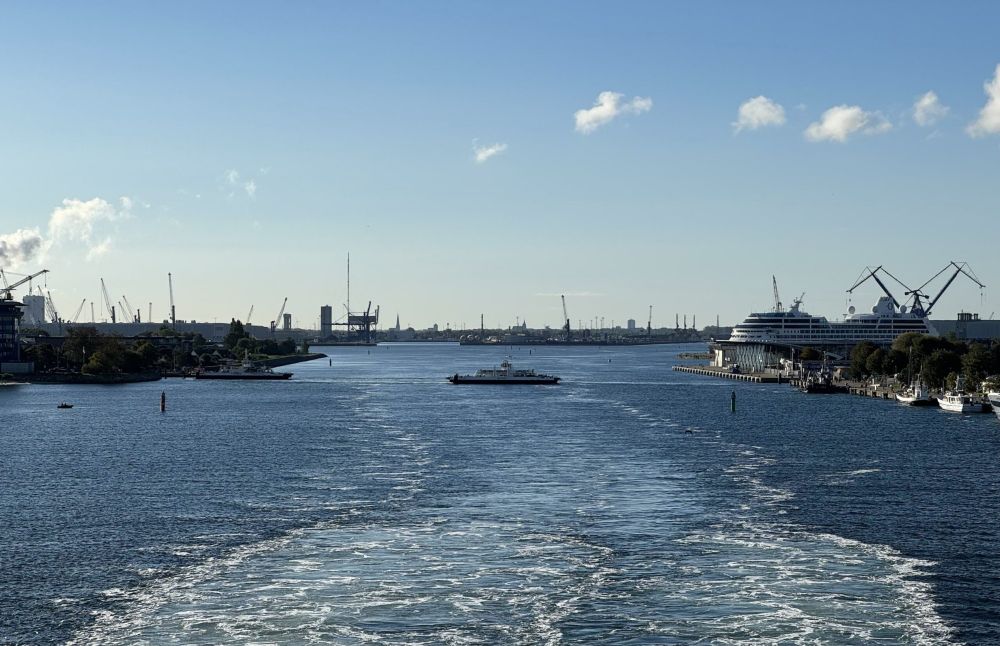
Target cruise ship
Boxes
[727,295,936,347]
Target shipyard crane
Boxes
[168,272,176,329]
[0,269,49,301]
[270,297,287,336]
[246,305,254,326]
[772,275,783,312]
[0,269,8,290]
[561,294,571,341]
[42,288,59,323]
[846,266,902,310]
[72,299,87,323]
[916,261,986,317]
[122,294,140,323]
[100,278,116,323]
[647,305,653,336]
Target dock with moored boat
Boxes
[672,365,781,383]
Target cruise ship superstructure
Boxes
[715,263,984,372]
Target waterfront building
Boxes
[320,305,333,337]
[21,294,46,325]
[627,318,636,331]
[0,297,33,373]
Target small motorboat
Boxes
[896,381,935,407]
[57,402,74,409]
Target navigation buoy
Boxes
[160,391,166,413]
[731,391,736,413]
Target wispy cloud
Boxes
[0,228,45,268]
[967,64,1000,137]
[733,96,786,133]
[224,169,260,198]
[574,91,652,134]
[473,142,508,164]
[913,91,948,127]
[804,105,891,142]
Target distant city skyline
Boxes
[1,2,998,328]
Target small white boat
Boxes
[989,392,1000,419]
[896,381,935,407]
[938,377,988,413]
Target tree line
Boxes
[848,332,1000,390]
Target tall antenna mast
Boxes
[347,253,350,314]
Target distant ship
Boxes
[449,359,560,385]
[195,358,292,380]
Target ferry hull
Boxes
[195,372,292,380]
[448,376,559,385]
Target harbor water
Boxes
[2,343,1000,644]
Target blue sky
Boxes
[1,2,998,329]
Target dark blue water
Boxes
[2,343,998,644]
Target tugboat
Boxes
[896,381,936,407]
[195,354,292,380]
[449,358,560,385]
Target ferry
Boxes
[449,359,560,385]
[195,358,292,380]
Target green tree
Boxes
[962,343,992,389]
[799,347,821,361]
[866,348,887,376]
[851,341,877,378]
[224,319,249,349]
[922,349,962,389]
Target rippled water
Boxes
[2,343,999,644]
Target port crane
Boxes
[100,278,116,323]
[0,269,49,301]
[270,297,287,336]
[647,305,653,336]
[561,294,571,341]
[71,299,87,323]
[906,262,986,317]
[122,294,140,323]
[772,275,783,312]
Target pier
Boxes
[672,365,781,383]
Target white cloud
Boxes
[85,237,112,261]
[574,91,652,134]
[913,91,948,126]
[47,197,132,260]
[733,96,786,132]
[967,64,1000,137]
[0,228,45,268]
[244,180,257,198]
[804,105,892,142]
[225,169,241,185]
[473,142,508,163]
